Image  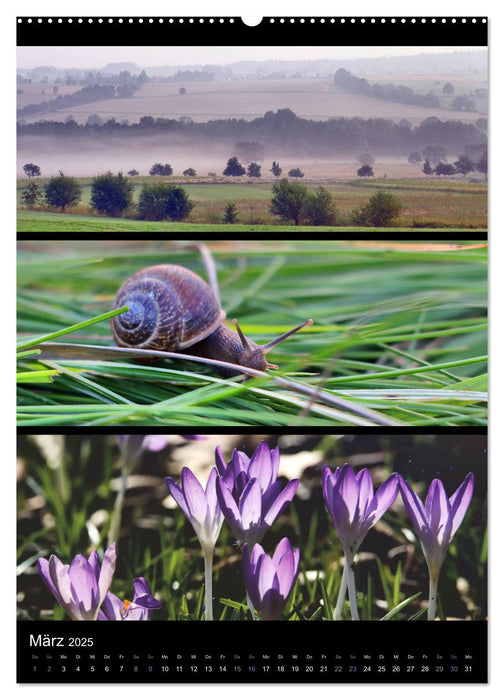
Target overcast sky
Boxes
[17,45,484,69]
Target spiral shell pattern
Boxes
[111,264,225,351]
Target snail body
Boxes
[111,263,311,376]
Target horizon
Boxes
[17,45,486,71]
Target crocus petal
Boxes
[239,478,263,531]
[204,468,220,515]
[274,545,299,598]
[257,554,278,598]
[216,478,244,541]
[263,479,299,527]
[37,557,63,604]
[68,555,98,613]
[446,472,475,543]
[363,473,399,529]
[260,480,284,515]
[165,477,192,520]
[271,537,292,567]
[48,555,76,617]
[248,442,278,491]
[425,479,450,542]
[100,592,124,621]
[132,577,163,608]
[242,544,262,605]
[259,588,285,620]
[356,468,374,517]
[214,446,229,479]
[98,544,117,608]
[338,465,359,526]
[398,476,430,537]
[181,467,208,523]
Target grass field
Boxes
[17,240,487,427]
[17,176,487,230]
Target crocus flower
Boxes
[38,544,117,620]
[242,537,300,620]
[215,442,299,548]
[215,442,281,495]
[322,464,399,620]
[322,464,399,555]
[399,472,474,620]
[98,577,163,621]
[165,467,224,551]
[165,467,224,620]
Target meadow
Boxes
[17,433,487,622]
[16,240,487,427]
[17,175,487,230]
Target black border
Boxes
[18,620,488,683]
[16,16,488,47]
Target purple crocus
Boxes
[322,464,399,620]
[215,442,281,495]
[215,442,299,548]
[165,467,224,551]
[98,577,163,621]
[165,467,224,620]
[242,537,300,620]
[399,472,474,620]
[37,543,117,620]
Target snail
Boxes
[111,264,312,377]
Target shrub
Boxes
[357,165,374,178]
[23,163,41,178]
[352,191,403,227]
[435,162,457,177]
[183,168,197,177]
[270,161,282,177]
[127,169,139,176]
[137,183,194,221]
[149,163,173,176]
[288,167,304,178]
[247,162,261,178]
[90,172,134,217]
[223,157,246,177]
[270,178,308,226]
[20,181,43,208]
[223,203,238,224]
[44,171,82,211]
[301,186,338,226]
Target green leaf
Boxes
[381,592,422,620]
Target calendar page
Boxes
[16,16,487,684]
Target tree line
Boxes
[17,71,149,119]
[17,108,486,156]
[19,169,403,228]
[333,68,441,108]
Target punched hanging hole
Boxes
[241,16,263,27]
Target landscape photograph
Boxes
[16,45,487,232]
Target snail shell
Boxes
[111,264,226,351]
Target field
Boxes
[16,240,487,427]
[19,77,485,125]
[17,176,487,231]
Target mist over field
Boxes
[16,49,487,230]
